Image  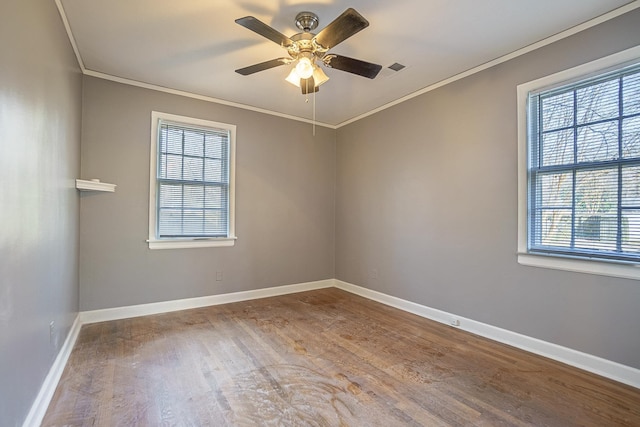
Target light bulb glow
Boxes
[295,57,314,79]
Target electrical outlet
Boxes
[216,271,223,281]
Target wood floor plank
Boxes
[42,288,640,426]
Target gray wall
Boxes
[336,9,640,369]
[0,1,82,426]
[79,77,335,310]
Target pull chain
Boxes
[302,79,316,136]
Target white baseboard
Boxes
[22,314,82,427]
[334,279,640,390]
[80,279,334,324]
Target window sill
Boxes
[147,237,237,250]
[518,253,640,280]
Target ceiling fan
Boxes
[235,8,382,94]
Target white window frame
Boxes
[148,111,236,249]
[517,45,640,280]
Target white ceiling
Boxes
[58,0,637,126]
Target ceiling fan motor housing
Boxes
[295,12,319,32]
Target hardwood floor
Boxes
[43,288,640,426]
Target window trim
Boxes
[517,45,640,280]
[148,111,236,250]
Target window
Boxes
[518,46,640,279]
[148,112,236,249]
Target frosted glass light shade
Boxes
[313,66,329,86]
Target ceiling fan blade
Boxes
[235,16,293,47]
[235,58,291,75]
[301,76,319,94]
[314,8,369,50]
[323,54,382,79]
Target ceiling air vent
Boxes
[378,62,407,78]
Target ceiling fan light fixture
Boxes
[286,63,329,89]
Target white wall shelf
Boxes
[75,179,116,192]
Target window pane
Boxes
[159,184,182,208]
[622,116,640,159]
[183,156,203,181]
[164,154,182,180]
[205,210,226,235]
[576,121,619,163]
[541,129,573,166]
[576,79,619,125]
[574,215,618,251]
[206,133,225,158]
[622,210,640,253]
[159,153,167,178]
[541,91,573,131]
[205,186,223,209]
[183,129,204,157]
[537,172,572,207]
[159,127,168,152]
[575,169,618,251]
[575,168,618,212]
[183,210,204,235]
[623,72,640,116]
[205,158,224,183]
[538,209,572,247]
[158,209,182,236]
[622,166,640,206]
[165,128,183,154]
[183,185,204,209]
